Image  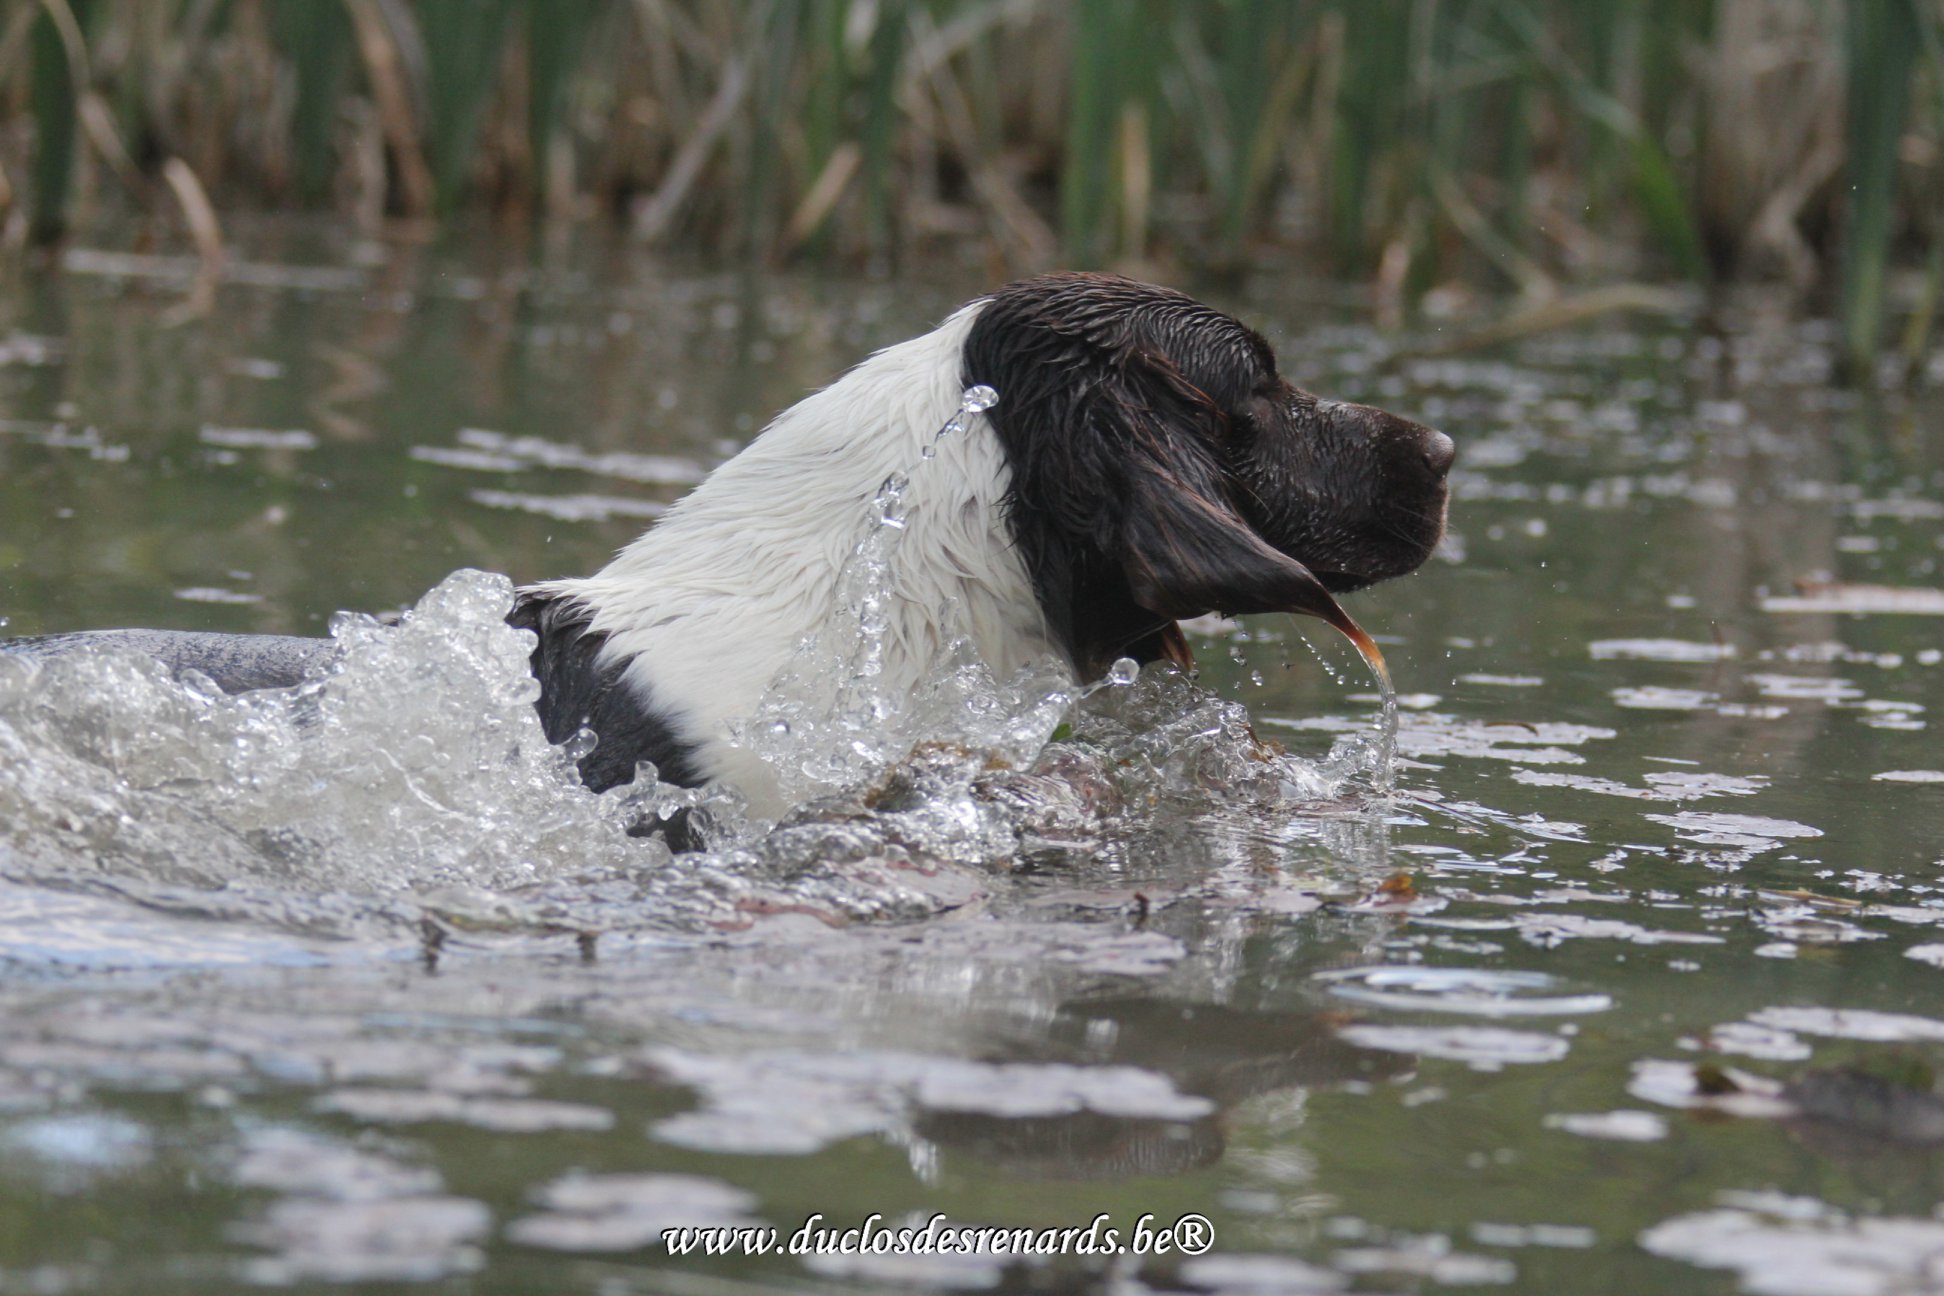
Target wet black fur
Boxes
[506,592,704,793]
[962,273,1451,676]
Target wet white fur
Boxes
[526,301,1057,812]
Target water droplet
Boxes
[872,472,911,528]
[920,444,936,460]
[1296,629,1344,684]
[1106,657,1140,687]
[960,384,999,413]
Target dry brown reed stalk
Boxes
[779,140,860,254]
[158,155,223,322]
[345,0,434,219]
[1695,0,1844,284]
[913,17,1055,267]
[630,52,749,243]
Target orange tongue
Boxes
[1316,605,1391,692]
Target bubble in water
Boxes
[1106,658,1140,687]
[960,385,999,413]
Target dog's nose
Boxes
[1422,430,1456,476]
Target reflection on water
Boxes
[2,221,1944,1292]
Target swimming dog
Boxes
[8,274,1453,816]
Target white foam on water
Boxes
[1611,686,1720,711]
[507,1173,761,1253]
[198,426,319,451]
[1589,638,1736,662]
[1268,712,1613,770]
[1642,1195,1944,1296]
[467,490,668,522]
[1749,673,1865,704]
[1875,769,1944,783]
[1686,1021,1813,1062]
[1313,965,1611,1017]
[1543,1110,1668,1142]
[642,1045,1214,1155]
[1625,1059,1794,1118]
[1747,1006,1944,1043]
[1762,584,1944,615]
[1332,1023,1571,1071]
[1645,811,1823,852]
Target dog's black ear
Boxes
[1104,349,1354,635]
[968,284,1372,672]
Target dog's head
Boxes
[962,273,1453,675]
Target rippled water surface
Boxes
[4,224,1944,1295]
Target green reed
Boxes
[3,0,1940,382]
[524,0,603,212]
[25,0,86,246]
[414,0,517,215]
[268,0,355,203]
[1840,0,1921,381]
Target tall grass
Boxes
[1,0,1940,377]
[268,1,355,203]
[1841,0,1922,379]
[24,0,88,246]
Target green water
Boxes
[2,221,1944,1295]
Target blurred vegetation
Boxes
[1,0,1942,377]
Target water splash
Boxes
[917,383,996,460]
[1086,657,1141,695]
[1371,671,1400,796]
[0,382,1406,947]
[0,569,673,908]
[1290,622,1398,796]
[724,386,1071,810]
[678,370,1397,864]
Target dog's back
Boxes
[3,611,697,802]
[4,629,332,695]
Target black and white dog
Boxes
[9,274,1453,816]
